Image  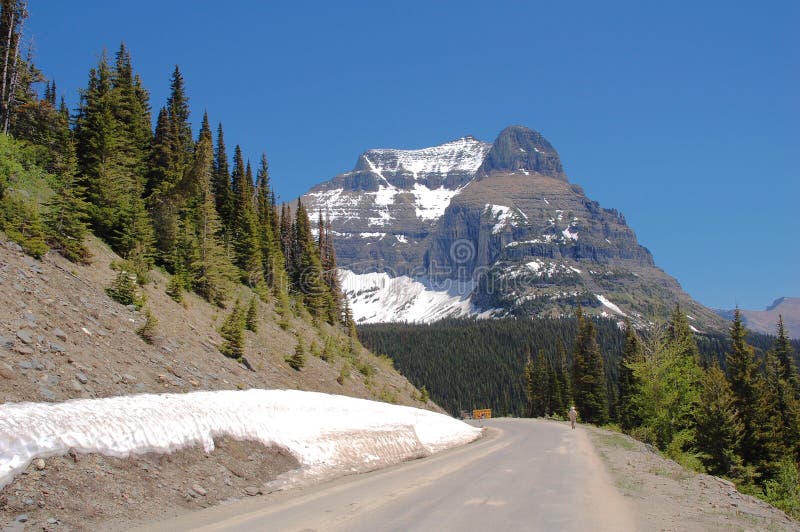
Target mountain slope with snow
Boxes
[303,126,727,330]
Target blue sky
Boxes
[27,1,798,311]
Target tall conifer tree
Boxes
[572,307,609,424]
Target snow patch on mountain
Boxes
[485,204,525,234]
[412,182,465,220]
[365,137,491,178]
[341,270,492,324]
[562,227,579,241]
[0,390,481,489]
[595,294,628,317]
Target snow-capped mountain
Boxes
[303,126,726,329]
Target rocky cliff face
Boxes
[302,126,726,330]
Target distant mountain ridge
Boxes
[303,126,727,330]
[716,297,800,339]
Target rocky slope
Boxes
[0,234,433,407]
[303,126,726,330]
[717,297,800,339]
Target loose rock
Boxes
[191,484,207,496]
[16,329,34,344]
[53,328,68,341]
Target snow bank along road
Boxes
[145,418,636,531]
[0,389,480,489]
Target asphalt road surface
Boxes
[146,418,636,531]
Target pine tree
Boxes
[523,352,534,417]
[0,0,28,134]
[213,123,233,239]
[548,355,564,417]
[44,120,90,263]
[219,300,245,359]
[618,319,642,431]
[343,299,358,339]
[179,112,234,305]
[764,349,800,464]
[668,304,701,362]
[255,152,286,294]
[726,309,769,466]
[319,216,343,323]
[245,296,258,332]
[572,307,609,424]
[695,362,744,476]
[291,199,329,318]
[74,47,154,263]
[230,146,262,286]
[147,66,193,267]
[774,316,800,397]
[287,336,306,370]
[557,339,572,408]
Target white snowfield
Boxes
[340,270,497,324]
[0,389,481,490]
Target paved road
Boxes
[146,418,635,531]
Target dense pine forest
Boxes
[361,312,800,516]
[0,1,356,360]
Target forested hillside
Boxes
[360,318,799,417]
[0,0,423,409]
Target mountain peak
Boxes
[477,125,566,180]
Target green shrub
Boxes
[106,270,145,309]
[1,194,48,258]
[245,297,258,332]
[287,337,306,370]
[763,459,800,519]
[219,301,245,359]
[136,308,158,343]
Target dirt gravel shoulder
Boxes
[0,437,299,531]
[586,425,800,531]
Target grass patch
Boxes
[595,431,637,451]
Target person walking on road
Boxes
[568,406,578,429]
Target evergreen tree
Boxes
[343,299,358,339]
[255,152,286,294]
[245,296,258,332]
[179,112,234,305]
[557,339,572,408]
[548,355,565,417]
[147,66,193,267]
[319,215,343,323]
[695,362,744,476]
[291,199,329,318]
[219,300,245,359]
[287,336,306,370]
[774,316,800,396]
[212,123,233,239]
[74,47,154,263]
[764,348,800,464]
[618,319,642,431]
[726,309,771,467]
[523,352,534,417]
[668,303,701,362]
[0,0,29,134]
[572,307,609,424]
[44,119,89,263]
[230,146,262,286]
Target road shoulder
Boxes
[586,425,800,531]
